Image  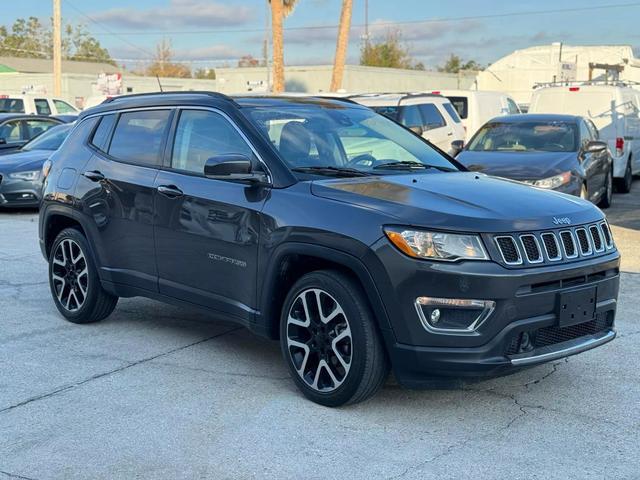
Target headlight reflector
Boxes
[530,171,572,189]
[384,227,488,261]
[9,170,40,181]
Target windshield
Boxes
[242,104,457,175]
[0,98,25,113]
[21,124,72,151]
[467,121,578,153]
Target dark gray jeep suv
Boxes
[39,92,620,406]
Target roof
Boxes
[0,56,119,75]
[486,114,582,123]
[81,92,362,118]
[0,113,65,122]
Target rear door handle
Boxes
[157,185,184,198]
[447,131,454,136]
[82,170,105,182]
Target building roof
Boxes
[0,57,119,75]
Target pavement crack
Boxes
[0,327,242,415]
[523,359,566,388]
[0,470,38,480]
[151,360,290,381]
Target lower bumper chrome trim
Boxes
[510,329,616,366]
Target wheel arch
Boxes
[256,242,393,341]
[42,208,86,258]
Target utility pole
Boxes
[52,0,62,96]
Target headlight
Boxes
[9,170,40,181]
[531,171,572,189]
[384,227,488,261]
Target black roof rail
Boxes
[103,90,237,105]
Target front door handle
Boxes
[82,170,105,182]
[447,131,453,136]
[157,185,184,198]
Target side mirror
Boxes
[409,125,424,136]
[583,140,607,154]
[450,140,464,157]
[204,154,269,185]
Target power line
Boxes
[85,2,640,37]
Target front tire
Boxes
[280,270,389,407]
[49,228,118,324]
[598,167,613,209]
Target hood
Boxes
[310,171,601,233]
[0,149,51,173]
[456,151,577,180]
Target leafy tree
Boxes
[438,54,483,73]
[194,68,216,79]
[0,16,114,64]
[360,30,423,70]
[146,39,191,78]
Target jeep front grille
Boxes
[493,222,615,267]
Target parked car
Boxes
[349,93,465,152]
[529,82,640,193]
[0,123,72,208]
[0,114,66,155]
[40,92,619,407]
[0,94,79,116]
[455,114,613,208]
[431,89,521,141]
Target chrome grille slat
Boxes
[493,223,614,266]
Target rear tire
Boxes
[598,167,613,209]
[48,228,118,324]
[615,157,633,193]
[280,270,389,407]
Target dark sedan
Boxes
[455,114,613,208]
[0,114,66,156]
[0,123,72,208]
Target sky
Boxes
[4,0,640,70]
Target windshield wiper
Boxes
[373,161,453,172]
[291,166,372,177]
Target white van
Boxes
[0,94,79,116]
[429,90,521,141]
[350,93,465,152]
[530,83,640,192]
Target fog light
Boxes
[415,297,496,334]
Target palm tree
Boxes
[330,0,353,92]
[269,0,299,93]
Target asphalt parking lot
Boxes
[1,187,639,480]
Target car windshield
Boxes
[21,124,72,151]
[468,121,578,153]
[242,103,458,176]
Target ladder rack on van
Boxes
[533,80,640,89]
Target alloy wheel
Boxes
[286,288,352,392]
[51,239,89,312]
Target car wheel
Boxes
[49,227,118,324]
[598,168,613,209]
[280,270,389,407]
[615,157,633,193]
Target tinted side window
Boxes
[109,110,171,166]
[446,96,468,119]
[443,103,461,123]
[0,120,22,143]
[399,105,423,128]
[507,98,520,114]
[419,104,446,130]
[24,120,59,140]
[35,99,52,115]
[0,99,25,113]
[54,100,77,113]
[91,114,116,152]
[171,110,253,174]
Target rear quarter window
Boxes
[446,96,468,119]
[0,98,25,113]
[91,114,117,152]
[418,104,446,130]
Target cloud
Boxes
[89,0,253,30]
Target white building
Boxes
[476,44,640,107]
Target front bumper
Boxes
[0,176,42,208]
[368,240,620,387]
